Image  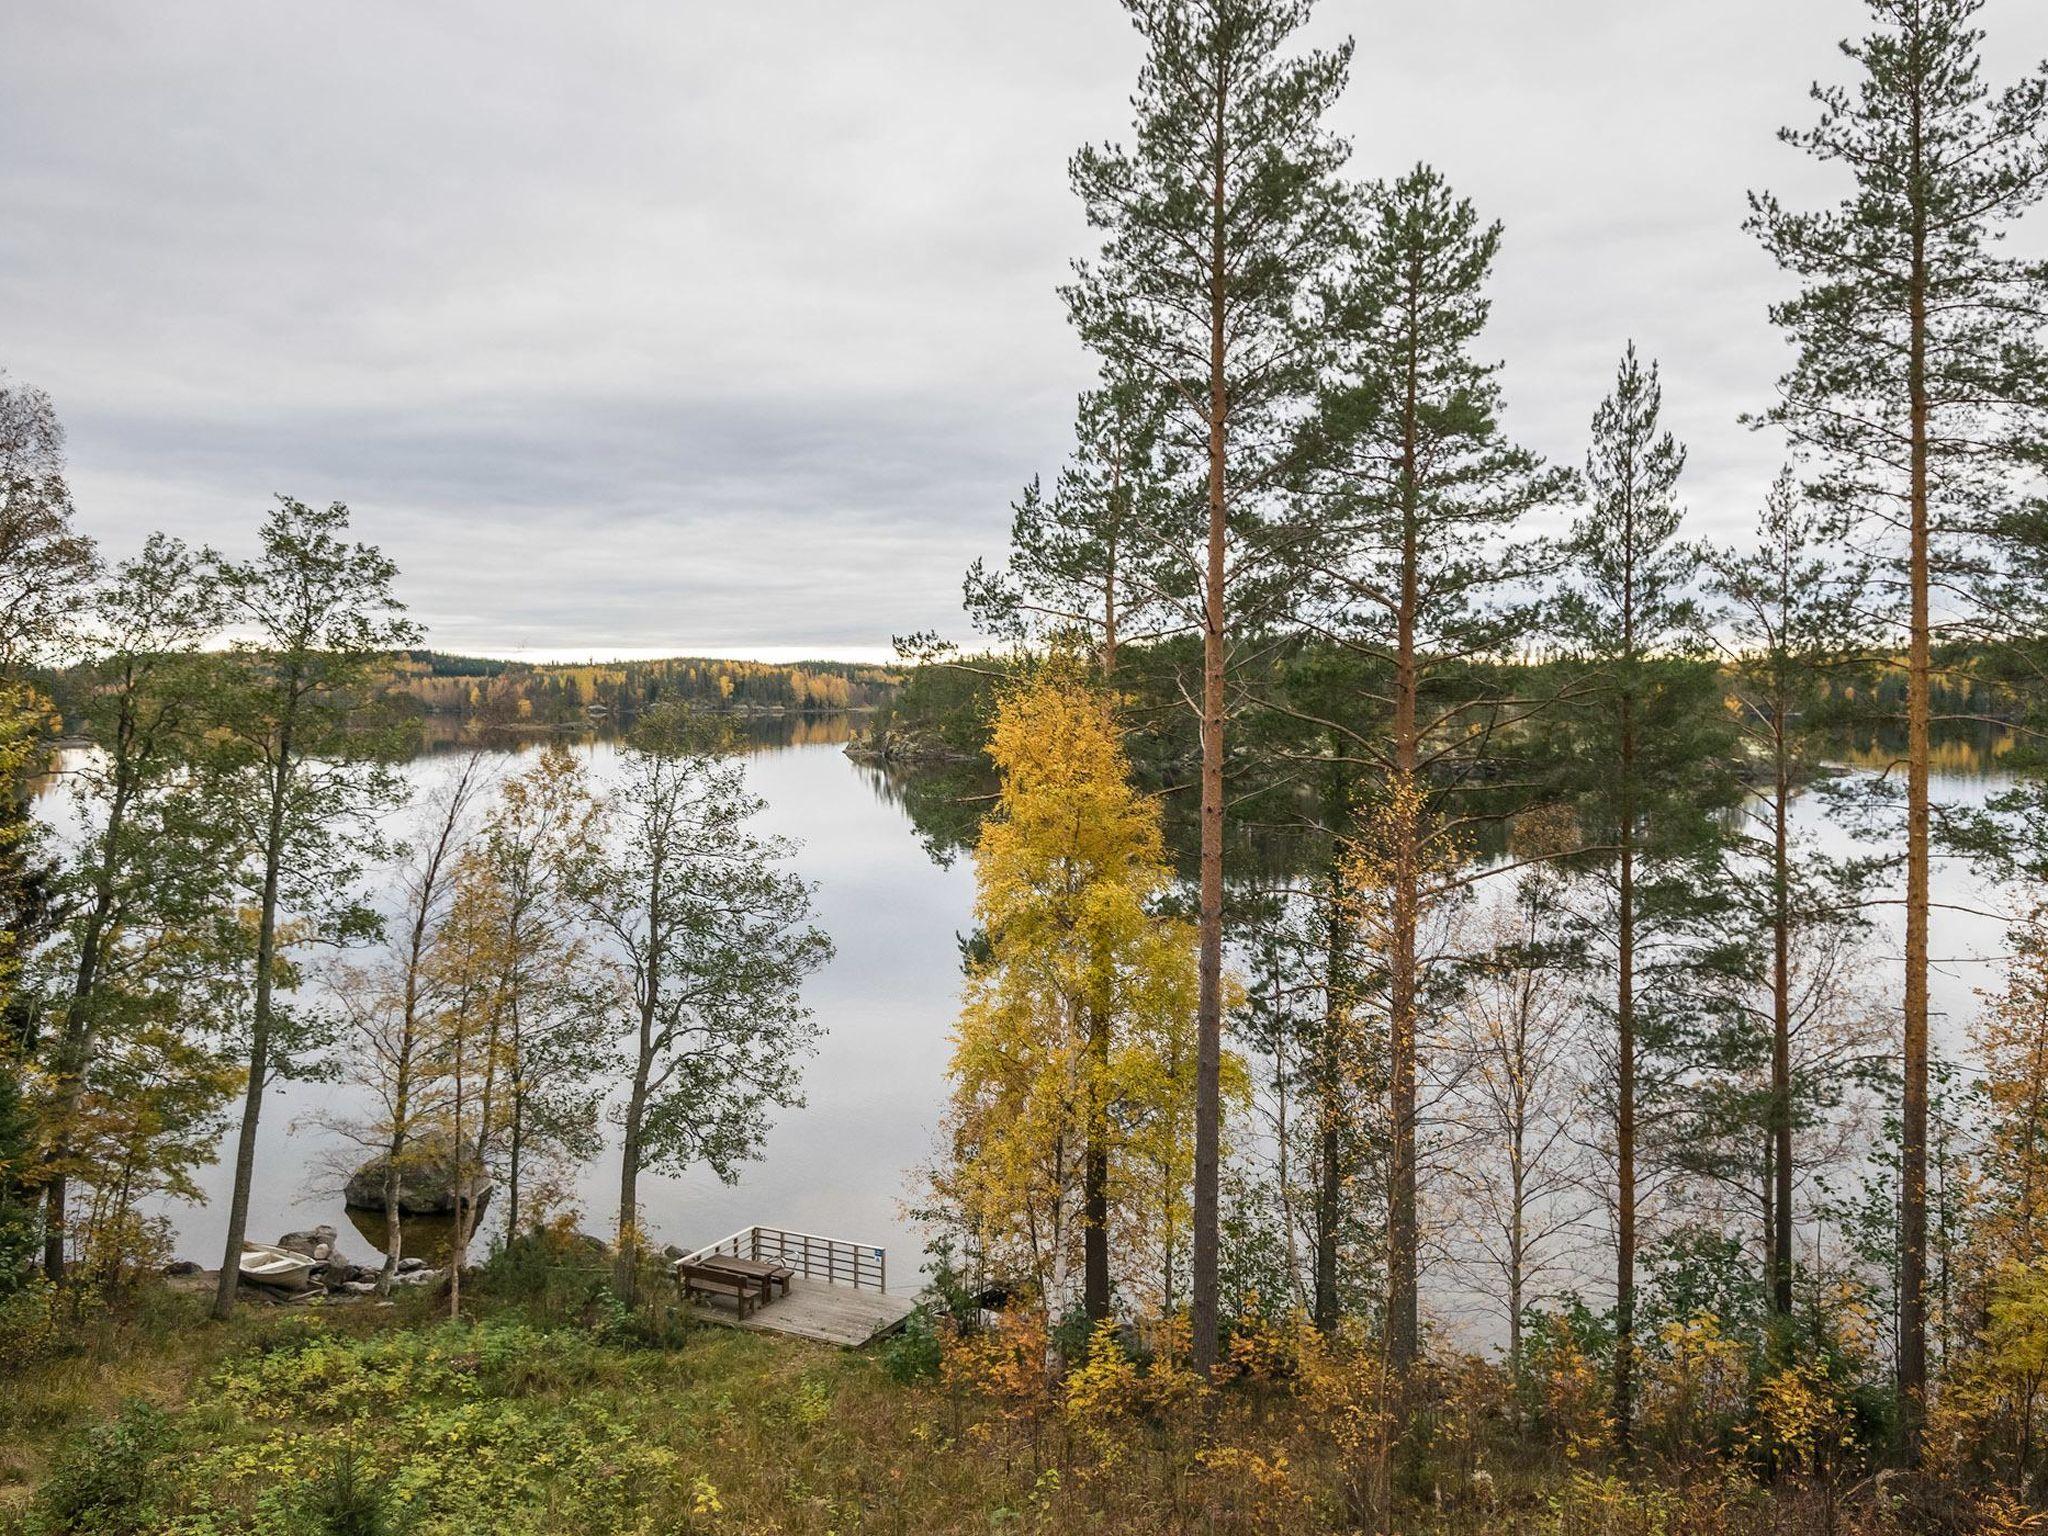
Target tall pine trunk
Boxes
[1771,739,1795,1318]
[1614,699,1637,1456]
[1385,260,1425,1380]
[1188,85,1229,1377]
[1898,129,1932,1447]
[1313,747,1350,1332]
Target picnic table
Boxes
[675,1253,794,1315]
[698,1253,794,1298]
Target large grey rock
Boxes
[276,1225,337,1262]
[344,1135,492,1216]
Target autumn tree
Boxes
[472,743,604,1235]
[1975,912,2048,1268]
[570,706,830,1302]
[1436,868,1592,1381]
[31,536,236,1282]
[317,759,487,1294]
[934,673,1207,1328]
[0,368,96,673]
[206,498,420,1319]
[1065,0,1351,1372]
[1296,164,1571,1376]
[428,847,519,1317]
[1748,0,2048,1442]
[0,369,96,1120]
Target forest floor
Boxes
[0,1271,1965,1536]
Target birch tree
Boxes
[572,708,830,1303]
[206,498,419,1319]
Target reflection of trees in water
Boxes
[413,711,863,758]
[1828,723,2010,778]
[872,754,1343,893]
[875,727,2019,900]
[853,759,993,868]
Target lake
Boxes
[129,717,977,1280]
[41,715,2024,1298]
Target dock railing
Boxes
[680,1225,887,1293]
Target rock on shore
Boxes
[343,1134,492,1216]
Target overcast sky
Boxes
[6,2,2046,663]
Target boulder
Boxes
[276,1225,337,1262]
[162,1259,202,1278]
[344,1135,493,1216]
[395,1256,426,1275]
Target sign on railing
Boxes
[680,1224,889,1292]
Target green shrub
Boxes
[22,1401,167,1535]
[881,1306,944,1384]
[303,1444,409,1536]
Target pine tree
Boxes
[1296,164,1571,1377]
[1748,0,2048,1442]
[1703,474,1874,1319]
[1065,0,1351,1372]
[966,377,1185,676]
[1553,345,1738,1453]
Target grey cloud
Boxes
[7,0,2046,657]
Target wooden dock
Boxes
[676,1225,916,1348]
[689,1275,916,1346]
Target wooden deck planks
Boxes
[685,1276,916,1347]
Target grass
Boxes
[0,1273,1972,1535]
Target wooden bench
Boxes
[677,1261,760,1318]
[697,1253,794,1299]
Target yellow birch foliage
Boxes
[1975,911,2048,1264]
[934,674,1219,1314]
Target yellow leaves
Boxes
[689,1472,724,1518]
[1974,909,2048,1264]
[1062,1322,1145,1461]
[1741,1356,1849,1475]
[937,674,1220,1313]
[1525,1315,1612,1462]
[940,1313,1052,1412]
[1983,1258,2048,1380]
[1638,1314,1750,1459]
[1226,1305,1312,1386]
[1193,1443,1308,1522]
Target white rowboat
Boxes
[239,1242,317,1289]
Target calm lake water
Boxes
[38,716,2023,1292]
[131,718,977,1280]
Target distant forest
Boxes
[387,651,896,725]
